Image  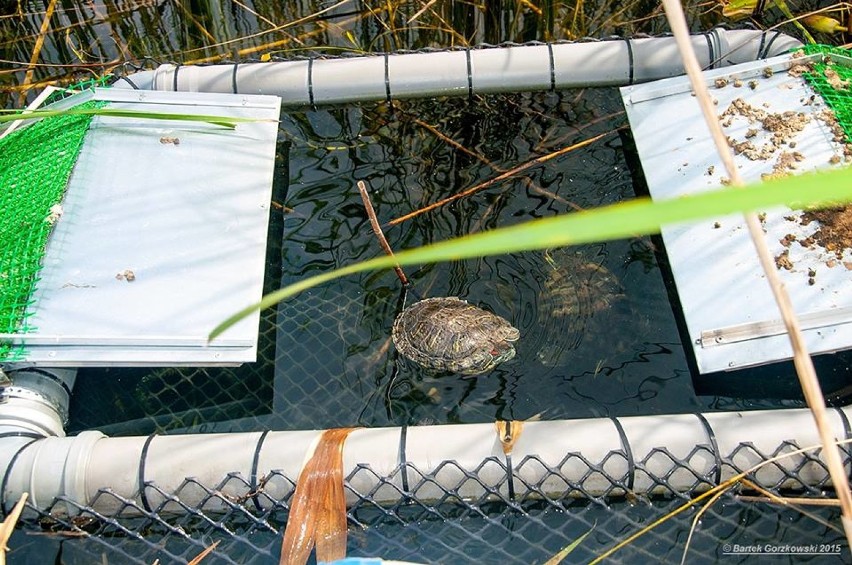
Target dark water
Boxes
[67,85,836,435]
[271,91,695,428]
[69,89,713,433]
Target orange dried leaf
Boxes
[280,428,357,565]
[495,420,524,456]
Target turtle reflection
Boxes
[537,247,625,367]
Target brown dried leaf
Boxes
[280,428,357,565]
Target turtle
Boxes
[392,296,520,375]
[542,248,623,319]
[535,248,625,367]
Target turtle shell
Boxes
[392,296,519,375]
[536,248,624,367]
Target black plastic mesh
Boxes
[14,439,849,563]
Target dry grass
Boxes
[4,0,836,108]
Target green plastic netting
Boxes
[0,100,102,361]
[800,44,852,141]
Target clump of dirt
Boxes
[717,58,852,278]
[824,67,849,90]
[718,98,810,172]
[800,206,852,258]
[775,249,794,270]
[788,63,812,78]
[761,150,804,181]
[816,108,850,149]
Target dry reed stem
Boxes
[357,180,410,286]
[231,0,278,28]
[169,1,217,44]
[739,478,841,533]
[182,13,375,65]
[591,438,852,563]
[187,540,220,565]
[407,0,439,24]
[680,485,731,565]
[179,0,377,65]
[280,428,357,565]
[660,0,852,549]
[412,116,491,166]
[18,0,57,105]
[0,492,28,565]
[738,494,841,506]
[386,131,609,226]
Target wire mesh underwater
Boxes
[69,89,721,435]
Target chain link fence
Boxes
[16,438,848,563]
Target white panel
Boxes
[15,88,280,366]
[621,53,852,372]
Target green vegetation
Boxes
[0,107,268,128]
[0,100,103,360]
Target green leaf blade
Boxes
[208,165,852,341]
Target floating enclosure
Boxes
[4,33,852,564]
[622,51,852,374]
[2,88,281,366]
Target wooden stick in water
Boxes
[386,131,608,227]
[357,180,410,287]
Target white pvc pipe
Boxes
[4,408,848,518]
[114,29,801,105]
[0,368,76,436]
[0,368,77,515]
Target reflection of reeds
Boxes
[0,0,792,108]
[6,0,834,108]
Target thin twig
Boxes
[357,180,410,286]
[386,131,609,227]
[179,0,371,64]
[680,485,732,565]
[660,0,852,549]
[737,494,840,506]
[591,438,852,564]
[187,540,221,565]
[412,116,490,165]
[410,116,584,216]
[407,0,439,24]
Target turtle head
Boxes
[461,340,516,376]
